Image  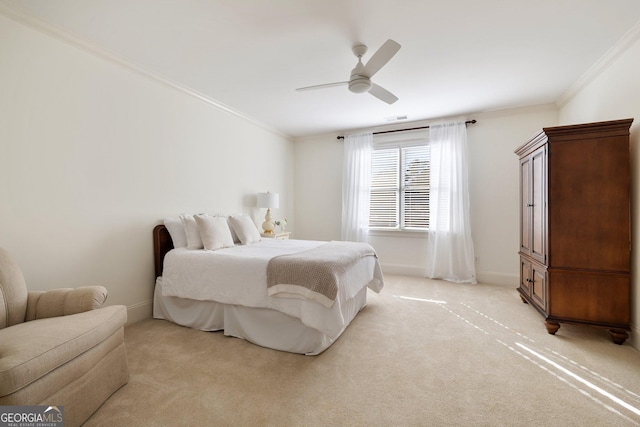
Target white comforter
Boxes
[161,239,383,337]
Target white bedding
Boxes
[161,239,383,338]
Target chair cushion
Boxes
[0,247,28,330]
[0,305,127,397]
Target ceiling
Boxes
[3,0,640,138]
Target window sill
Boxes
[368,229,429,239]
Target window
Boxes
[369,142,430,231]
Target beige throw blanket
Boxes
[267,241,380,308]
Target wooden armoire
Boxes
[515,118,633,344]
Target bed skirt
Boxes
[152,278,368,355]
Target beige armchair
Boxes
[0,246,129,427]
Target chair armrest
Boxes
[25,286,108,321]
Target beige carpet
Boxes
[85,276,640,426]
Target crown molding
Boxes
[0,2,290,140]
[557,18,640,107]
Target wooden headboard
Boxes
[153,224,174,277]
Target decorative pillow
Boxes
[195,215,235,251]
[226,217,241,243]
[228,214,262,245]
[179,214,203,249]
[163,218,188,248]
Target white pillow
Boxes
[226,217,241,243]
[179,214,203,249]
[163,218,188,248]
[195,215,235,251]
[228,214,262,245]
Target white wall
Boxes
[0,14,294,323]
[468,107,558,284]
[294,106,558,285]
[557,31,640,348]
[293,134,344,241]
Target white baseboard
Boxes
[125,300,153,325]
[380,263,519,288]
[476,271,519,287]
[628,323,639,351]
[380,263,425,277]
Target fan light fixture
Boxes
[349,77,371,93]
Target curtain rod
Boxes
[336,119,477,140]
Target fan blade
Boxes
[362,39,401,78]
[369,83,398,104]
[295,81,348,91]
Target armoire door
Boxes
[530,146,546,264]
[519,156,531,256]
[519,145,546,264]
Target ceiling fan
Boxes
[295,39,401,104]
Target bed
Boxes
[152,223,384,355]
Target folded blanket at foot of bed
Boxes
[266,241,381,307]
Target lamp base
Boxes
[262,208,275,234]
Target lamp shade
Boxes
[257,192,279,209]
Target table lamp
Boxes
[257,192,279,234]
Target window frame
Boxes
[368,132,430,235]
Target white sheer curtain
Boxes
[425,121,477,283]
[341,132,373,242]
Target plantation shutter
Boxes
[402,145,430,229]
[370,148,399,228]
